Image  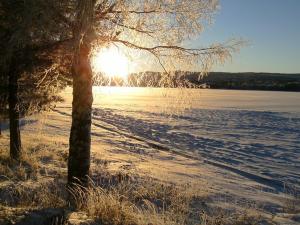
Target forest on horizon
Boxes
[94,71,300,91]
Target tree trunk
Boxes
[8,63,21,160]
[68,46,93,188]
[68,0,95,189]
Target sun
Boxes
[92,46,130,78]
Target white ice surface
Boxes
[87,87,300,188]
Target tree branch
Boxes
[111,38,227,56]
[107,19,155,37]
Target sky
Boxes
[192,0,300,73]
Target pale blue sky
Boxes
[192,0,300,73]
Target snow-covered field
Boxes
[89,87,300,188]
[6,87,299,224]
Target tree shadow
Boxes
[0,119,37,132]
[52,107,300,192]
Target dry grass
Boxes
[0,141,67,225]
[68,174,268,225]
[0,181,66,209]
[70,178,194,225]
[0,149,39,181]
[199,210,268,225]
[0,140,68,181]
[0,140,276,225]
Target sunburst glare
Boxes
[92,46,130,79]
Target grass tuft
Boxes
[0,141,281,225]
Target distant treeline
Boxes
[194,72,300,91]
[111,71,300,91]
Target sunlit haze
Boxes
[92,46,131,78]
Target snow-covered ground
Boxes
[4,87,299,224]
[89,87,300,188]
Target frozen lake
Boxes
[92,87,300,113]
[62,87,300,188]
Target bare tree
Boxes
[1,0,242,190]
[91,0,241,74]
[67,0,242,188]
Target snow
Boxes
[5,86,300,224]
[89,87,300,188]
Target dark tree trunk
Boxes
[68,0,95,191]
[8,63,21,160]
[68,45,93,188]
